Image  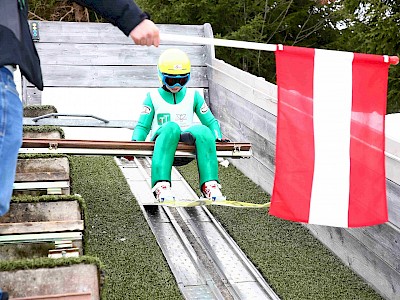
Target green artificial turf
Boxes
[177,161,383,300]
[69,156,183,300]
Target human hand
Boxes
[129,19,160,47]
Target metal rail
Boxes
[23,116,136,129]
[116,157,279,300]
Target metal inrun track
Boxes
[116,156,279,300]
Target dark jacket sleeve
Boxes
[73,0,145,36]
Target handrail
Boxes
[32,113,109,123]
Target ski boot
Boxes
[201,180,226,201]
[152,181,175,202]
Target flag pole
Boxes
[160,33,278,52]
[161,34,399,64]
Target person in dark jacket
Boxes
[0,0,160,217]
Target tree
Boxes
[331,0,400,113]
[144,0,339,83]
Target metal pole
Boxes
[161,33,278,52]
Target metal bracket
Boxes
[49,142,58,150]
[232,144,241,157]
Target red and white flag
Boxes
[270,46,391,228]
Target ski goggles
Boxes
[160,72,191,88]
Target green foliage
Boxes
[69,156,183,300]
[145,0,339,82]
[332,0,400,113]
[28,0,105,22]
[178,161,383,300]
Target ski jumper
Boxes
[132,87,222,189]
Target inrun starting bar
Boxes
[20,138,252,158]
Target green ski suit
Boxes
[132,87,222,189]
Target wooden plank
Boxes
[386,136,400,159]
[0,264,100,299]
[217,117,275,194]
[0,201,82,223]
[19,147,251,158]
[13,181,70,190]
[345,223,400,274]
[218,117,275,170]
[15,157,69,182]
[15,171,69,182]
[386,152,400,184]
[387,179,400,227]
[203,23,215,62]
[31,65,208,88]
[307,224,400,300]
[23,130,63,139]
[22,138,251,152]
[35,43,207,66]
[0,220,84,235]
[209,59,277,115]
[30,21,206,44]
[209,80,277,144]
[211,58,277,98]
[0,232,82,244]
[13,292,92,300]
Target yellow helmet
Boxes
[158,48,191,75]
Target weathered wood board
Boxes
[0,264,100,300]
[0,201,81,223]
[15,157,69,182]
[0,200,84,259]
[24,21,214,103]
[23,130,63,139]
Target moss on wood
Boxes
[23,125,65,139]
[0,243,54,261]
[0,256,102,272]
[18,153,68,159]
[23,105,57,118]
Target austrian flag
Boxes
[270,46,395,228]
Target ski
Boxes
[143,199,270,208]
